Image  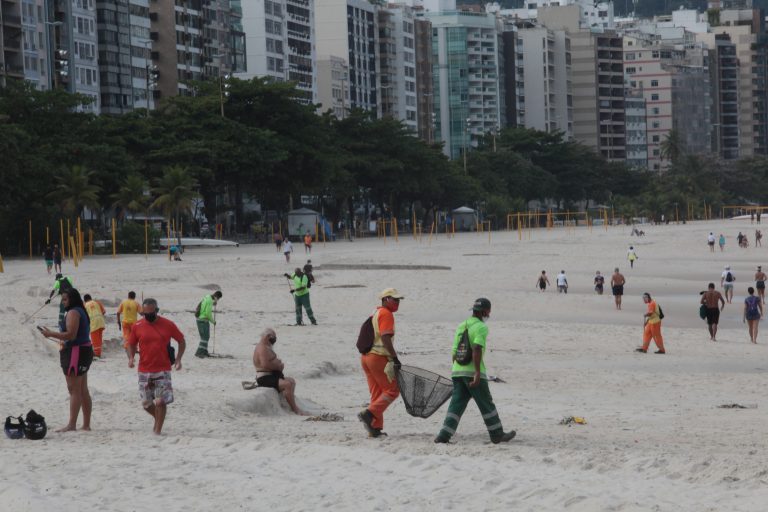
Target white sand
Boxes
[2,221,768,511]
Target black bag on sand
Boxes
[454,326,473,365]
[396,365,453,418]
[356,316,375,354]
[23,410,47,440]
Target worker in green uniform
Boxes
[194,290,222,358]
[46,273,73,326]
[285,268,317,326]
[434,298,516,444]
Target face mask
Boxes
[268,336,276,345]
[144,312,157,323]
[385,299,400,313]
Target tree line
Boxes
[1,78,766,255]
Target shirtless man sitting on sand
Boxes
[253,328,306,415]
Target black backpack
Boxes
[454,324,473,365]
[658,305,665,320]
[726,272,734,283]
[356,316,375,354]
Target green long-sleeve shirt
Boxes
[197,294,216,324]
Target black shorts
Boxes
[757,281,765,290]
[256,371,284,390]
[612,285,624,296]
[60,345,93,376]
[705,307,720,326]
[708,241,715,246]
[539,281,546,290]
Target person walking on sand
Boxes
[283,239,293,263]
[594,271,605,295]
[700,283,725,342]
[39,288,93,433]
[756,230,763,248]
[273,231,283,252]
[755,266,767,304]
[707,232,716,253]
[627,246,638,269]
[636,292,665,354]
[536,270,550,292]
[556,270,568,294]
[194,290,222,358]
[303,231,313,254]
[285,268,316,325]
[83,294,106,359]
[434,298,516,445]
[719,233,726,252]
[127,298,186,435]
[721,266,735,304]
[358,288,404,438]
[744,287,763,343]
[117,291,142,359]
[611,268,626,310]
[53,243,63,274]
[253,328,306,415]
[43,245,54,274]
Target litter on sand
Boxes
[488,375,506,383]
[717,403,757,409]
[559,416,587,426]
[304,413,344,422]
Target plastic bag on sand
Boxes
[396,365,453,419]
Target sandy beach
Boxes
[2,220,768,511]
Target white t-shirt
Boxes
[722,270,735,284]
[283,241,293,253]
[556,273,567,286]
[708,234,715,243]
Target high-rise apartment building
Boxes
[516,25,572,137]
[699,32,740,159]
[20,0,49,90]
[316,55,348,117]
[239,0,315,101]
[414,17,434,143]
[377,4,418,131]
[1,0,24,86]
[71,0,100,111]
[624,91,648,169]
[316,0,378,113]
[488,0,615,30]
[425,10,505,159]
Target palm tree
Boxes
[47,165,102,219]
[151,166,198,237]
[660,130,683,166]
[112,174,148,221]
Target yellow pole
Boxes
[144,219,148,259]
[427,220,435,245]
[413,211,417,239]
[517,212,521,241]
[77,217,82,260]
[393,217,399,242]
[167,220,171,260]
[452,219,455,237]
[315,219,319,243]
[66,219,71,261]
[60,219,65,260]
[69,236,78,267]
[112,218,117,257]
[28,220,32,259]
[46,226,49,245]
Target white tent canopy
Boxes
[452,206,478,231]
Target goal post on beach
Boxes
[722,205,767,219]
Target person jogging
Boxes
[46,273,73,327]
[358,288,404,438]
[434,298,516,444]
[636,292,665,354]
[127,298,186,435]
[285,268,316,325]
[83,294,106,358]
[700,283,725,342]
[611,268,626,310]
[194,290,222,358]
[721,266,735,304]
[117,291,142,358]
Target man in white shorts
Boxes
[721,266,735,304]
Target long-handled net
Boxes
[396,365,453,419]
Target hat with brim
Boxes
[379,288,404,300]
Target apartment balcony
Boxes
[287,30,310,41]
[2,14,21,27]
[288,12,310,24]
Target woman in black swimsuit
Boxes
[536,270,550,292]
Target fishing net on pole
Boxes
[396,365,453,419]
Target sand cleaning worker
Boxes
[47,273,73,327]
[358,288,404,438]
[83,294,106,359]
[285,268,317,325]
[636,292,665,354]
[435,298,516,444]
[195,290,222,358]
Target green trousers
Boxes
[196,319,210,352]
[437,377,504,441]
[294,293,316,324]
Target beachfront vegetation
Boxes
[1,79,767,254]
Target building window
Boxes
[652,135,660,142]
[653,149,660,156]
[626,67,635,73]
[651,80,659,87]
[651,94,659,101]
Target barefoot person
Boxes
[83,294,106,359]
[744,287,763,343]
[535,270,550,292]
[556,270,568,294]
[40,288,93,433]
[434,298,516,445]
[627,246,638,269]
[700,283,725,342]
[359,288,404,438]
[253,328,305,415]
[719,233,726,252]
[43,245,54,274]
[611,268,626,310]
[721,266,735,304]
[117,291,142,359]
[283,239,293,263]
[127,298,186,435]
[707,232,716,252]
[594,271,605,295]
[636,292,665,354]
[755,266,766,304]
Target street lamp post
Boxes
[463,117,471,174]
[212,53,229,118]
[44,21,63,91]
[143,41,157,117]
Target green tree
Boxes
[112,174,149,221]
[151,166,198,230]
[47,165,102,219]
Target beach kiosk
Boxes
[452,206,478,232]
[287,207,320,237]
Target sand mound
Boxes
[303,361,343,379]
[228,388,325,416]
